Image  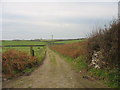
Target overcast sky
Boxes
[0,0,118,40]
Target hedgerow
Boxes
[2,49,38,78]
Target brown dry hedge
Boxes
[2,49,38,78]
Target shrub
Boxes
[86,20,119,68]
[2,49,38,78]
[86,20,119,88]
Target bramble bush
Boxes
[2,49,38,78]
[86,20,119,68]
[86,20,119,88]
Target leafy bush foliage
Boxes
[86,20,119,88]
[2,49,38,78]
[86,20,119,68]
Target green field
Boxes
[1,40,45,53]
[2,40,47,46]
[1,39,85,53]
[2,46,44,55]
[2,39,84,46]
[53,39,84,44]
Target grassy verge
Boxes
[88,68,118,88]
[63,54,118,88]
[48,49,56,67]
[34,47,46,63]
[23,47,46,74]
[62,55,87,71]
[50,49,87,71]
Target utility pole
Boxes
[51,35,53,44]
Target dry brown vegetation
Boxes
[86,20,119,68]
[2,49,38,78]
[50,41,87,59]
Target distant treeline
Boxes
[2,38,86,42]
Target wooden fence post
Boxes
[30,46,34,56]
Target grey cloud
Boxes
[2,2,118,40]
